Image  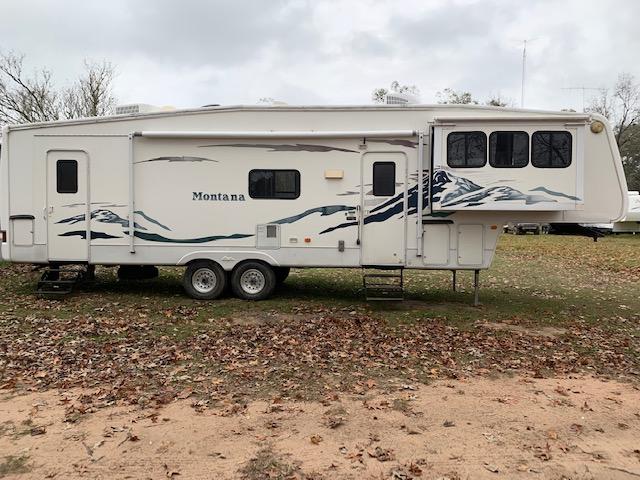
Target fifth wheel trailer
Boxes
[0,104,629,300]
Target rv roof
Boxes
[4,103,591,131]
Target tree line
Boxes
[0,51,115,124]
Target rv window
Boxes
[531,131,572,168]
[489,131,529,168]
[249,169,300,199]
[372,162,396,196]
[56,160,78,194]
[447,132,487,168]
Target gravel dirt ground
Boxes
[1,377,640,479]
[1,235,639,479]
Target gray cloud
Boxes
[1,0,639,110]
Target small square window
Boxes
[373,162,396,196]
[531,131,572,168]
[447,132,487,168]
[489,131,529,168]
[56,160,78,194]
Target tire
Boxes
[274,267,290,284]
[183,260,226,300]
[231,261,276,301]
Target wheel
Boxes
[183,260,226,300]
[231,261,276,301]
[274,267,290,284]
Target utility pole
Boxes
[561,86,603,112]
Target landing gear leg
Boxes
[451,270,457,292]
[473,269,480,306]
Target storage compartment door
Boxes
[11,218,34,246]
[457,224,484,266]
[422,224,450,266]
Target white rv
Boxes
[613,191,640,233]
[0,104,628,300]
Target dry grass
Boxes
[0,455,30,478]
[239,447,299,480]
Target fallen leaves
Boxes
[117,430,140,447]
[483,463,499,473]
[0,235,638,416]
[368,446,395,462]
[29,425,46,436]
[176,387,193,400]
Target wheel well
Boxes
[231,259,274,273]
[185,259,224,269]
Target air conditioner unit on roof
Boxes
[384,92,420,105]
[115,104,175,115]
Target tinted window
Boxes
[372,162,396,196]
[56,160,78,194]
[489,131,529,168]
[249,170,300,199]
[447,132,487,167]
[531,131,572,168]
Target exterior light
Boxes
[590,120,604,134]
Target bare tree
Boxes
[436,88,477,105]
[0,52,60,123]
[587,73,640,190]
[587,73,640,147]
[372,81,420,103]
[485,94,511,107]
[0,52,117,125]
[62,60,116,119]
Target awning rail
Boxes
[133,130,417,139]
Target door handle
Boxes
[48,206,54,215]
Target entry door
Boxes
[47,151,89,261]
[361,152,406,266]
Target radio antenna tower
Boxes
[521,38,539,108]
[561,86,603,112]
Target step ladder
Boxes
[36,265,89,297]
[362,268,404,301]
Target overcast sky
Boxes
[2,0,639,111]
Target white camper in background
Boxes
[613,191,640,233]
[0,104,629,300]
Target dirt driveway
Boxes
[1,376,639,479]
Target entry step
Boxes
[362,268,404,301]
[36,265,92,297]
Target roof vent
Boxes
[384,92,420,105]
[115,104,175,115]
